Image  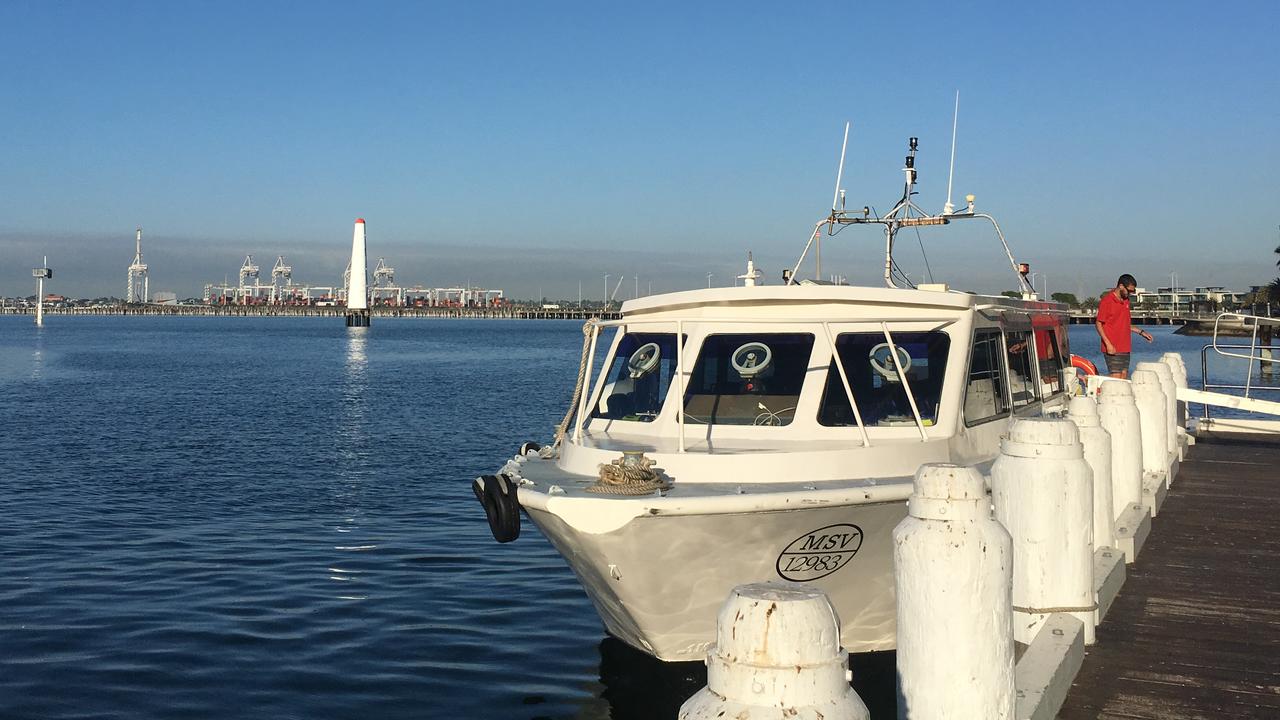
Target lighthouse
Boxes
[345,218,370,327]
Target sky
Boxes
[1,1,1278,301]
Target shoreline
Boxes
[0,305,620,321]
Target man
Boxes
[1096,273,1153,378]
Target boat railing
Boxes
[1197,312,1280,420]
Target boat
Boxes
[472,131,1076,661]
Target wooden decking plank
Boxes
[1058,434,1280,720]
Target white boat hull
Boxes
[526,498,907,662]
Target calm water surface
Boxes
[0,317,1266,719]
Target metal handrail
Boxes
[1197,312,1280,420]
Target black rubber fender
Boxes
[518,441,542,457]
[473,474,521,543]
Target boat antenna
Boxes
[831,121,851,213]
[607,275,625,308]
[943,90,959,215]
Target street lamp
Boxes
[706,273,714,288]
[604,274,610,306]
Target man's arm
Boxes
[1132,326,1153,343]
[1095,299,1117,354]
[1096,319,1116,353]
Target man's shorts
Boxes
[1103,352,1131,375]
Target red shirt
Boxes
[1097,291,1132,354]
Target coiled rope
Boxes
[552,320,597,452]
[587,453,670,495]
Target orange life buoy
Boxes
[1070,354,1098,375]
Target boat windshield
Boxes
[592,332,684,422]
[1005,330,1040,407]
[1035,326,1065,395]
[818,331,951,427]
[682,333,815,426]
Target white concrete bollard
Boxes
[1136,361,1178,461]
[1095,380,1153,562]
[895,464,1014,720]
[990,417,1096,646]
[1068,396,1116,552]
[679,584,869,720]
[1096,381,1143,517]
[1161,352,1189,448]
[1131,369,1170,486]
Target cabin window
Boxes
[964,330,1011,425]
[1005,330,1040,408]
[682,333,815,426]
[592,333,685,422]
[1035,327,1064,396]
[818,331,951,427]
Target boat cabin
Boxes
[561,284,1071,482]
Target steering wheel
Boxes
[868,342,913,382]
[627,342,662,379]
[730,342,773,377]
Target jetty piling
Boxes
[687,382,1266,718]
[990,417,1097,647]
[894,463,1015,719]
[677,584,870,720]
[1095,380,1151,563]
[1138,361,1180,468]
[1131,369,1172,514]
[1160,352,1190,452]
[1067,396,1115,553]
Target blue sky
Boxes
[2,1,1278,299]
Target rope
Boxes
[587,453,670,495]
[1012,602,1099,614]
[552,320,596,452]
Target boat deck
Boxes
[1058,433,1280,719]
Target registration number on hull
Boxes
[775,523,864,581]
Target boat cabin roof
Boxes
[618,284,1066,320]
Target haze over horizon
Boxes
[2,2,1277,300]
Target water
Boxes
[0,318,1270,719]
[1,317,623,720]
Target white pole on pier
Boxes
[678,584,869,720]
[990,417,1096,646]
[1131,369,1170,488]
[1095,379,1151,563]
[1068,396,1116,553]
[895,463,1014,719]
[1095,380,1143,516]
[1161,352,1189,451]
[1137,361,1178,475]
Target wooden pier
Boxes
[1058,433,1280,719]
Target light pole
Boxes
[1029,272,1047,299]
[603,274,610,307]
[706,273,714,288]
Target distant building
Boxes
[1132,286,1249,314]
